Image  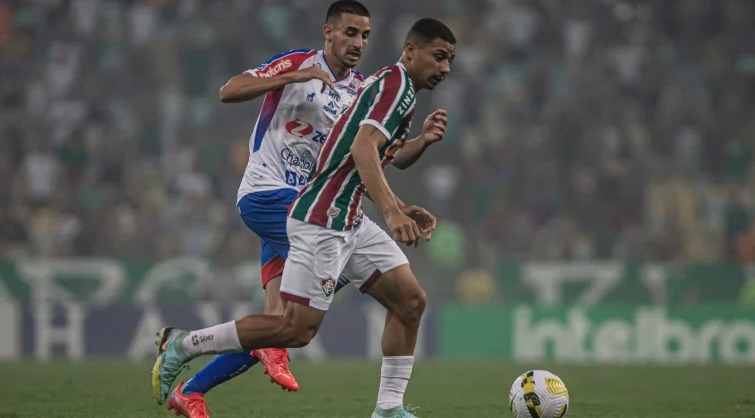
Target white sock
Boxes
[181,321,242,356]
[376,356,414,410]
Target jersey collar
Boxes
[318,50,354,83]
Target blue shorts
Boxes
[237,188,299,287]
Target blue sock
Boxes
[182,351,260,395]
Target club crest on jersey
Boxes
[327,207,341,218]
[306,92,315,102]
[321,277,336,297]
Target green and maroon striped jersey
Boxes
[289,63,416,231]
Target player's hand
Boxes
[402,205,436,244]
[385,207,422,246]
[291,67,336,93]
[420,109,448,145]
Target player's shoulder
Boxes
[373,64,411,93]
[248,48,318,78]
[255,48,318,72]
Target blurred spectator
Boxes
[456,268,496,305]
[0,0,753,275]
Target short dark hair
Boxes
[405,18,456,45]
[326,1,370,23]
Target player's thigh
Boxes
[238,191,296,287]
[237,190,296,257]
[281,218,353,311]
[260,240,286,289]
[281,296,328,342]
[342,218,423,312]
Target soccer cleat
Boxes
[167,382,212,418]
[251,348,299,391]
[371,406,420,418]
[152,327,193,405]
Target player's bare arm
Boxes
[219,67,336,103]
[350,124,421,245]
[364,190,406,208]
[392,108,447,169]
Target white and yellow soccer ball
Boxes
[509,370,569,418]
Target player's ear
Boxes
[404,41,416,61]
[323,23,333,42]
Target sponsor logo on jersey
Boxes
[323,100,338,116]
[285,119,315,137]
[346,80,359,95]
[385,139,406,157]
[397,91,415,116]
[280,148,314,171]
[327,89,341,101]
[285,120,327,143]
[306,92,316,102]
[258,59,292,77]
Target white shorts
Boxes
[280,216,409,311]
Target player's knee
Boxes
[396,287,427,326]
[412,288,427,319]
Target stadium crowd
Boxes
[1,0,754,272]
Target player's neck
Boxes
[398,57,421,92]
[323,53,349,81]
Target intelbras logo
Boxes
[258,59,292,77]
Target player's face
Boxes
[324,13,371,69]
[405,38,455,90]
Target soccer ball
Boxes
[508,370,569,418]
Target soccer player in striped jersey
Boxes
[152,18,455,418]
[159,2,370,417]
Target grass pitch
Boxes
[0,359,753,417]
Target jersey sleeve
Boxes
[245,49,314,78]
[358,68,415,142]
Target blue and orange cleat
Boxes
[251,348,299,391]
[167,381,212,418]
[152,326,193,405]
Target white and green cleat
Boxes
[151,326,192,405]
[371,406,420,418]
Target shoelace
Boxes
[186,396,212,418]
[399,405,420,417]
[272,351,291,372]
[164,360,191,375]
